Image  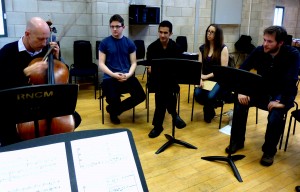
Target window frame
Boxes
[273,6,284,26]
[0,0,7,37]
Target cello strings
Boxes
[42,46,54,61]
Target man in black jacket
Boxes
[146,20,186,138]
[225,26,300,166]
[0,17,81,146]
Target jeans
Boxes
[102,76,146,115]
[194,83,222,120]
[230,95,289,156]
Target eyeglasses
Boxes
[110,25,123,29]
[207,30,215,34]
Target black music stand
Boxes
[151,58,201,154]
[201,66,263,182]
[0,84,78,138]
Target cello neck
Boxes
[47,44,55,84]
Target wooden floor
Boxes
[75,75,300,192]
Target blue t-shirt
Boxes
[99,35,136,79]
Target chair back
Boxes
[134,40,145,60]
[73,40,93,68]
[96,40,101,60]
[176,36,188,52]
[234,35,255,54]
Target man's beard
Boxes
[264,46,280,54]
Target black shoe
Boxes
[203,106,216,123]
[106,106,120,124]
[148,127,163,138]
[295,186,300,192]
[106,105,121,115]
[173,115,186,129]
[260,153,274,166]
[204,117,212,123]
[110,114,120,124]
[225,143,244,154]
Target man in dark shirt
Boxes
[225,26,300,166]
[0,17,81,146]
[147,20,186,138]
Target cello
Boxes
[16,24,76,140]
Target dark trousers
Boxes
[230,95,288,156]
[102,76,146,115]
[152,85,179,127]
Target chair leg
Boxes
[146,86,149,123]
[279,112,288,150]
[187,84,190,103]
[177,92,180,115]
[142,67,147,80]
[132,107,135,123]
[256,107,258,124]
[99,87,102,110]
[191,87,195,121]
[284,115,294,151]
[219,102,224,129]
[101,96,104,124]
[293,102,298,135]
[94,73,98,100]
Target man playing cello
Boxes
[0,17,81,146]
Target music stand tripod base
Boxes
[155,133,197,154]
[201,153,245,182]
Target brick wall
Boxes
[1,0,299,70]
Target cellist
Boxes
[0,17,81,146]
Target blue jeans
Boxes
[194,83,222,121]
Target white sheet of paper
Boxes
[71,131,143,192]
[219,125,231,135]
[0,143,71,192]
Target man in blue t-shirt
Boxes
[98,14,145,124]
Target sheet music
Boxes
[0,143,71,192]
[71,131,144,192]
[202,80,217,91]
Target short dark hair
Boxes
[159,20,173,33]
[109,14,124,26]
[264,26,287,43]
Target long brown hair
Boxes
[203,24,224,64]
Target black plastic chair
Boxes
[69,40,98,99]
[96,40,101,60]
[234,35,256,65]
[176,36,188,52]
[134,40,147,80]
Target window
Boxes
[273,6,284,26]
[0,0,7,37]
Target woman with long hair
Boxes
[194,24,229,123]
